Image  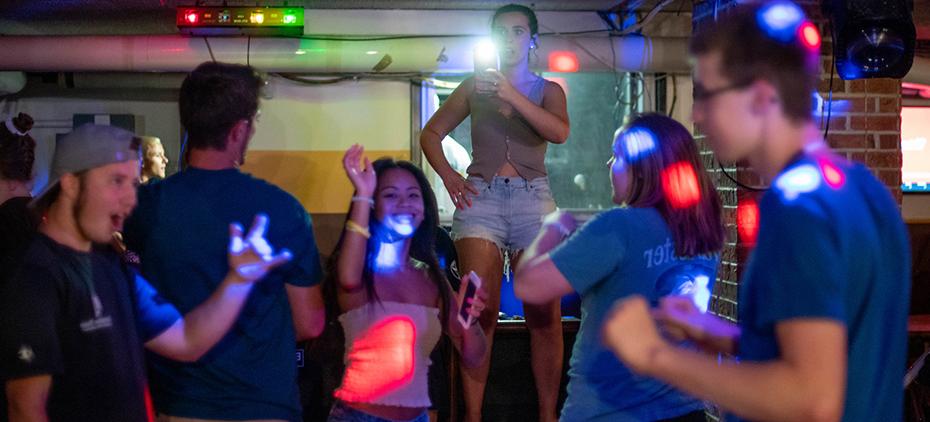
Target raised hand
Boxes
[227,214,292,283]
[342,144,377,197]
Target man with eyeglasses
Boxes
[602,2,909,421]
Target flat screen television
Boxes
[902,106,930,192]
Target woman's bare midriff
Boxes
[495,161,521,177]
[341,401,426,420]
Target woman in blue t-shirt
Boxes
[514,114,724,421]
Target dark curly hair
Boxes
[0,133,36,182]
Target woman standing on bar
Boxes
[419,4,569,421]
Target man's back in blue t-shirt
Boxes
[123,168,323,422]
[739,152,909,421]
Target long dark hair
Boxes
[323,158,452,327]
[617,114,724,256]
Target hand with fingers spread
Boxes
[440,171,479,210]
[227,214,292,283]
[342,144,377,198]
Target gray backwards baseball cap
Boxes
[30,124,141,209]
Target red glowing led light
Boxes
[737,198,760,245]
[185,11,199,24]
[820,160,845,189]
[335,316,416,403]
[548,51,579,73]
[661,162,701,209]
[798,21,821,50]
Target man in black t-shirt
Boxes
[0,124,292,422]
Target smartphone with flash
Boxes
[473,41,500,76]
[457,270,482,329]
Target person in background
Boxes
[515,114,723,421]
[0,112,38,278]
[0,112,36,422]
[0,123,291,422]
[419,5,569,420]
[603,3,910,421]
[324,145,488,422]
[139,136,169,184]
[123,61,326,422]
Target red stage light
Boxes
[548,51,579,73]
[737,198,760,245]
[820,160,845,189]
[185,11,199,24]
[799,22,821,50]
[661,162,701,209]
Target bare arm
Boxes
[420,79,473,181]
[6,375,50,422]
[514,211,576,304]
[485,73,569,143]
[605,297,846,422]
[336,145,376,293]
[419,80,479,209]
[287,284,325,340]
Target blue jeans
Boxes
[451,176,556,251]
[326,401,428,422]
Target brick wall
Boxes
[691,0,904,324]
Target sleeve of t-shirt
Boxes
[751,199,846,326]
[0,267,64,379]
[132,272,182,342]
[277,200,323,287]
[548,210,626,296]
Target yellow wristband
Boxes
[345,220,371,239]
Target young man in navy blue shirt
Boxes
[603,2,910,421]
[123,62,326,422]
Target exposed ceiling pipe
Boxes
[0,35,691,74]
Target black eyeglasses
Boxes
[693,79,754,102]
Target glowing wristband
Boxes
[351,195,374,206]
[346,220,371,239]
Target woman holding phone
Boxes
[325,145,488,422]
[419,4,570,421]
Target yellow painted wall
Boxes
[243,77,412,213]
[241,150,410,214]
[250,77,411,152]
